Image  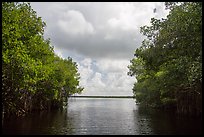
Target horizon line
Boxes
[68,95,134,98]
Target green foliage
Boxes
[128,2,202,116]
[2,2,83,116]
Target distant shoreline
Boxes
[68,95,134,98]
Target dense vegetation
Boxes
[128,2,202,116]
[2,2,83,117]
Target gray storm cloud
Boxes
[30,2,168,59]
[30,2,169,96]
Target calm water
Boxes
[2,98,202,135]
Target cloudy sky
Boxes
[30,2,169,96]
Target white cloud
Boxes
[102,71,135,96]
[106,3,139,31]
[31,2,169,59]
[78,58,94,86]
[80,58,92,68]
[53,46,63,59]
[90,72,106,89]
[77,57,135,96]
[58,10,94,36]
[96,58,130,73]
[30,2,169,96]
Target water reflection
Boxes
[2,109,75,135]
[66,98,139,135]
[136,106,202,135]
[2,98,202,135]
